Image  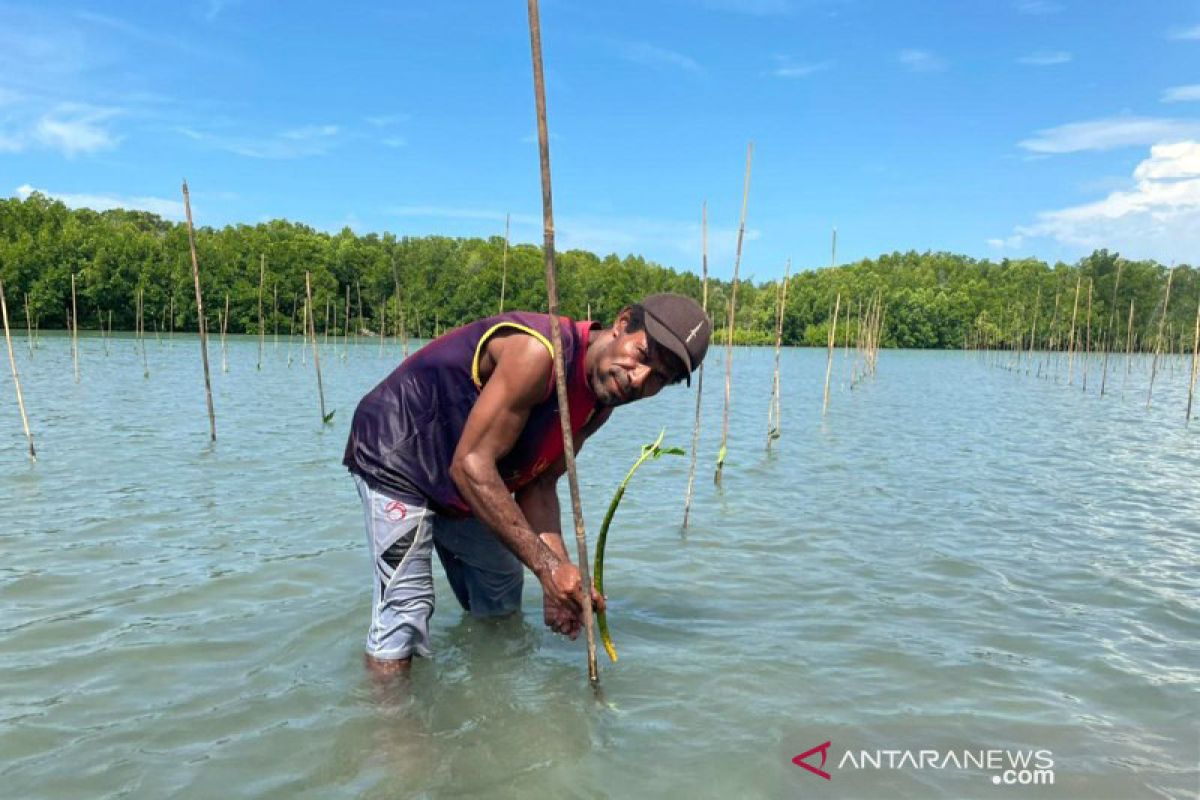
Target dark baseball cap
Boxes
[641,293,711,386]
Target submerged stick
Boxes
[529,0,598,682]
[0,279,35,461]
[822,293,841,415]
[305,272,333,425]
[595,430,684,661]
[182,180,216,442]
[715,142,753,487]
[682,201,709,530]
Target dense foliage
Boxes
[1,192,1197,351]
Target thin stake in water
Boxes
[767,260,789,448]
[1147,265,1175,409]
[181,179,216,443]
[305,272,334,425]
[682,201,709,530]
[822,293,841,415]
[0,279,35,461]
[715,142,753,487]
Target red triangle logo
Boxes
[792,741,832,780]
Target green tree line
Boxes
[1,192,1196,352]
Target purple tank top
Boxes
[343,312,608,515]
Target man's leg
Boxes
[353,475,436,675]
[432,516,524,617]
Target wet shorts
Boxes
[353,475,524,661]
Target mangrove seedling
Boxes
[595,429,685,662]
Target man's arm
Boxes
[448,334,604,618]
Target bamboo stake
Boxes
[305,272,333,425]
[715,141,753,487]
[1124,298,1135,388]
[343,284,351,360]
[220,293,230,373]
[528,0,598,682]
[324,296,331,351]
[273,282,279,352]
[1065,275,1081,385]
[682,201,708,530]
[1187,293,1199,424]
[288,295,297,367]
[23,292,33,357]
[181,180,216,443]
[378,295,385,358]
[1026,286,1041,375]
[169,290,174,345]
[138,287,149,379]
[1099,259,1124,396]
[823,293,841,414]
[767,260,789,447]
[499,212,510,314]
[0,279,35,460]
[70,273,79,383]
[1081,279,1092,392]
[257,255,265,371]
[1147,265,1175,409]
[355,279,364,349]
[300,294,308,367]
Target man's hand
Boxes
[539,557,606,639]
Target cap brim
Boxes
[643,311,693,386]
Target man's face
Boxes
[590,315,684,407]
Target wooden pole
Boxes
[767,259,790,447]
[1147,265,1175,409]
[715,141,753,487]
[1187,292,1199,424]
[343,284,351,360]
[822,293,841,415]
[273,282,279,352]
[1081,279,1092,392]
[257,254,265,371]
[305,272,331,425]
[1026,286,1041,375]
[70,272,79,383]
[138,287,149,379]
[682,201,708,530]
[181,180,216,442]
[499,212,510,314]
[23,293,33,357]
[528,0,598,682]
[1124,297,1135,388]
[0,279,35,461]
[220,293,230,373]
[1065,274,1081,385]
[1099,259,1124,396]
[288,294,297,367]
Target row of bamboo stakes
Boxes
[969,263,1200,422]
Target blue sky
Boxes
[2,0,1198,280]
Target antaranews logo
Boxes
[792,741,1054,787]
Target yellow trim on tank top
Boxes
[472,322,555,389]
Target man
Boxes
[343,293,710,675]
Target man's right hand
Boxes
[539,557,606,638]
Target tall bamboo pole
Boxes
[1081,279,1093,392]
[1124,298,1135,387]
[181,180,216,443]
[1026,286,1041,375]
[767,259,790,447]
[288,295,297,367]
[220,293,230,373]
[499,212,510,314]
[1187,293,1200,424]
[1147,266,1175,409]
[0,279,35,460]
[528,0,598,682]
[138,287,149,379]
[355,279,363,349]
[343,284,351,359]
[1065,275,1081,385]
[273,282,279,352]
[305,272,331,425]
[715,141,753,487]
[823,293,841,414]
[257,254,265,371]
[682,201,708,530]
[70,272,79,383]
[1099,259,1124,396]
[23,293,33,357]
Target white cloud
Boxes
[898,49,946,72]
[365,113,408,127]
[1019,116,1200,153]
[178,123,340,159]
[0,103,122,157]
[772,57,833,78]
[1017,50,1071,66]
[1015,0,1063,14]
[1166,24,1200,41]
[1161,84,1200,103]
[991,141,1200,261]
[381,136,407,148]
[614,41,701,72]
[15,183,185,219]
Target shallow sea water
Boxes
[1,332,1198,799]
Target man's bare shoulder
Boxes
[479,329,555,404]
